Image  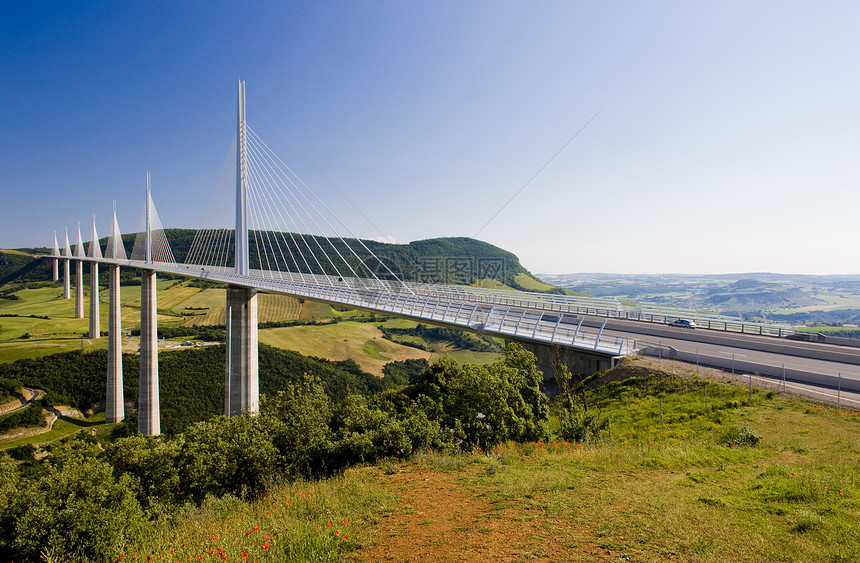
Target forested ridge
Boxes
[0,344,402,435]
[0,344,552,562]
[11,230,544,289]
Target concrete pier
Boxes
[138,269,160,435]
[63,259,70,299]
[89,262,100,338]
[52,258,58,282]
[106,264,124,423]
[225,286,259,416]
[516,340,621,382]
[75,260,84,318]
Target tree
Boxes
[2,456,143,562]
[102,435,183,512]
[262,375,333,478]
[405,344,550,449]
[177,414,279,503]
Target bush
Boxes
[0,404,45,433]
[557,406,609,444]
[0,455,143,562]
[722,426,761,447]
[7,444,36,461]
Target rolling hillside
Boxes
[10,231,555,291]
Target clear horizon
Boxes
[2,2,859,276]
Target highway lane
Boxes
[582,318,860,393]
[579,316,860,365]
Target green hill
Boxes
[0,250,51,286]
[10,230,554,292]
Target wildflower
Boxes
[344,535,348,539]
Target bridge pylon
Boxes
[105,204,124,423]
[138,173,160,435]
[51,231,59,282]
[74,224,85,319]
[88,217,102,339]
[225,80,259,416]
[62,228,71,300]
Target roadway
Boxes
[576,316,860,394]
[73,256,860,401]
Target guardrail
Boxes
[85,258,793,343]
[110,261,637,356]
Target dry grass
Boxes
[258,321,429,376]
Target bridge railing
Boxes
[111,260,794,348]
[153,264,636,356]
[90,259,794,339]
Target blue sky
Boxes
[1,1,858,275]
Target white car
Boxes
[668,319,696,329]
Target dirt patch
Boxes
[0,390,29,415]
[361,464,627,562]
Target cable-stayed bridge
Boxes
[46,82,858,435]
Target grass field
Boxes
[474,277,514,290]
[101,357,860,561]
[797,325,860,334]
[514,272,559,292]
[0,411,114,449]
[0,280,320,364]
[259,321,429,376]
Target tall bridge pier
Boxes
[51,232,59,282]
[516,340,624,383]
[88,218,102,339]
[89,262,100,338]
[74,261,84,318]
[105,207,125,423]
[74,226,85,318]
[225,79,259,416]
[138,174,160,435]
[62,260,70,299]
[62,229,71,299]
[225,287,259,415]
[138,268,159,435]
[106,263,124,422]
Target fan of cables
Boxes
[185,126,405,291]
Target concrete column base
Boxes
[138,270,160,435]
[515,340,620,382]
[63,259,70,299]
[89,262,100,338]
[75,260,84,318]
[225,286,259,416]
[106,264,124,423]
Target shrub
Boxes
[7,444,36,461]
[722,426,761,447]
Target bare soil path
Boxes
[361,464,636,563]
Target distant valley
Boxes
[537,272,860,325]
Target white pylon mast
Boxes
[236,80,249,276]
[145,171,152,264]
